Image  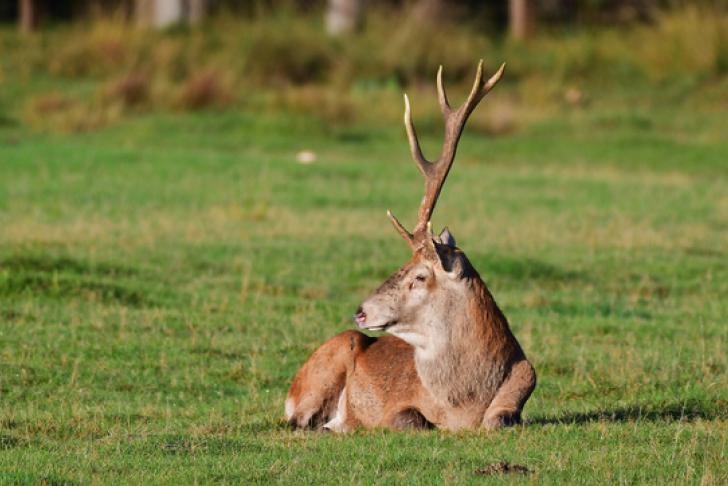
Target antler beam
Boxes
[388,59,506,248]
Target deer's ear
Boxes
[439,227,456,248]
[434,243,464,276]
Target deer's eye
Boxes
[409,274,427,289]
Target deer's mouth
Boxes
[354,307,398,332]
[363,320,398,332]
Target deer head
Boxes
[354,60,505,352]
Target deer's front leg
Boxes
[482,359,536,430]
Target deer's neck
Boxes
[414,276,522,407]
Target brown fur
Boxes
[286,248,536,432]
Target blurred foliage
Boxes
[0,5,726,132]
[2,0,726,25]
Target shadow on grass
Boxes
[221,402,724,436]
[0,434,24,450]
[530,399,726,426]
[0,472,78,486]
[0,254,157,307]
[472,254,585,284]
[0,254,137,277]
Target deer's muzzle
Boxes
[354,307,367,328]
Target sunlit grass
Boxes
[0,95,726,483]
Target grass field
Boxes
[1,68,727,482]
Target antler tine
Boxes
[436,65,451,116]
[462,60,506,119]
[484,62,507,95]
[462,59,485,114]
[403,94,430,177]
[387,210,415,249]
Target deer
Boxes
[285,60,536,432]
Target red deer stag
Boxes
[286,60,536,431]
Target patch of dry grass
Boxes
[176,69,234,110]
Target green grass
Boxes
[0,92,727,484]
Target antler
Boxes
[387,59,505,250]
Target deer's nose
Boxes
[354,307,367,328]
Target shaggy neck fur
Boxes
[414,268,523,407]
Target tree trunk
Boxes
[19,0,36,34]
[509,0,534,41]
[136,0,185,28]
[154,0,183,28]
[188,0,206,24]
[411,0,447,26]
[325,0,362,36]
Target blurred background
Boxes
[0,0,725,132]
